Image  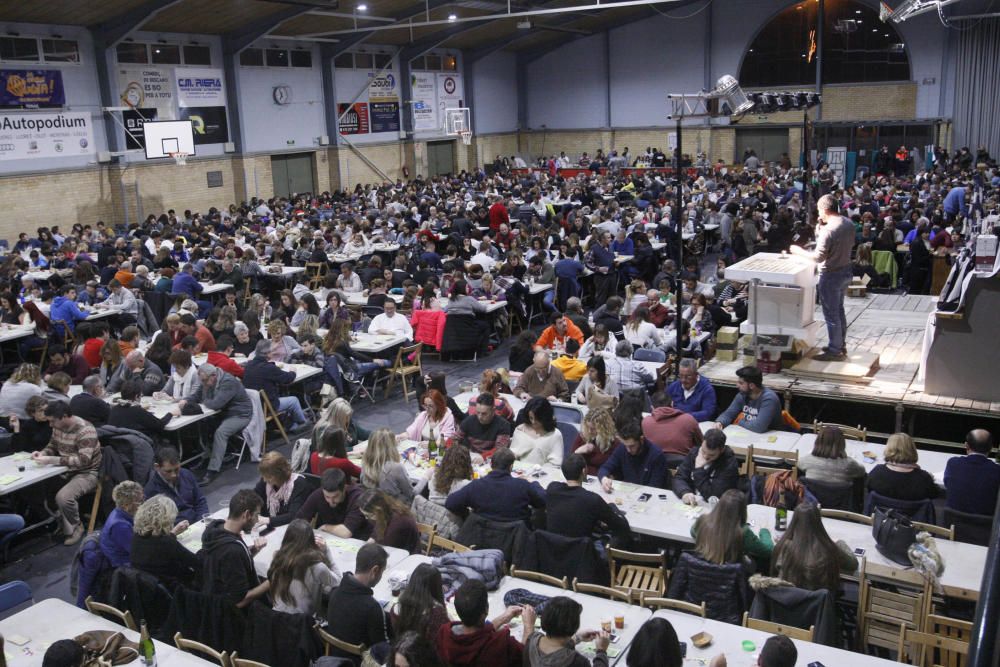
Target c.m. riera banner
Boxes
[0,111,95,160]
[0,69,65,108]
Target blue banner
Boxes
[370,101,400,133]
[0,70,65,108]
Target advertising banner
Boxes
[338,102,369,135]
[411,73,437,132]
[176,68,227,108]
[0,111,94,160]
[827,146,847,187]
[179,106,228,145]
[118,67,174,117]
[123,108,158,150]
[367,72,398,103]
[0,69,65,108]
[369,101,399,133]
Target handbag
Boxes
[74,630,140,667]
[586,385,617,411]
[872,507,917,566]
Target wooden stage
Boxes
[699,293,1000,436]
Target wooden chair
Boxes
[821,508,873,525]
[84,596,137,631]
[814,419,867,442]
[383,342,423,402]
[640,593,707,617]
[53,319,75,348]
[257,389,290,446]
[511,567,569,589]
[429,533,471,555]
[742,611,815,642]
[174,632,229,665]
[912,520,955,541]
[924,614,973,667]
[315,624,366,658]
[608,547,668,599]
[230,654,270,667]
[749,448,799,480]
[305,262,327,290]
[897,626,969,667]
[86,479,104,534]
[572,579,633,604]
[857,558,931,655]
[241,281,253,309]
[416,522,436,556]
[731,444,751,476]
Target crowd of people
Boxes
[0,143,996,667]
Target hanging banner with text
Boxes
[436,73,463,132]
[118,67,174,118]
[123,108,158,150]
[0,69,65,108]
[338,102,369,135]
[411,73,437,132]
[827,146,847,187]
[176,67,227,108]
[0,111,95,160]
[179,106,228,145]
[367,72,398,103]
[370,101,399,133]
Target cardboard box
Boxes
[715,348,739,362]
[717,326,740,345]
[976,234,997,271]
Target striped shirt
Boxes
[43,416,101,472]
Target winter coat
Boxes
[666,551,750,624]
[432,548,506,597]
[410,309,446,351]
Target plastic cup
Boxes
[601,620,612,633]
[614,615,624,629]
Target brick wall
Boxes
[333,141,410,184]
[821,83,917,121]
[0,167,120,240]
[476,133,519,165]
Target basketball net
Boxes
[460,130,472,146]
[169,152,189,166]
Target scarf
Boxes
[267,473,301,518]
[171,366,197,399]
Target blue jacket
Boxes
[99,507,134,568]
[446,470,546,523]
[144,468,209,525]
[590,244,615,270]
[172,271,203,298]
[667,375,718,423]
[598,440,670,489]
[50,295,88,333]
[943,187,967,216]
[944,454,1000,515]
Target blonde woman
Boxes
[131,496,200,590]
[570,407,620,474]
[865,433,939,503]
[361,427,415,504]
[0,362,43,420]
[313,397,370,451]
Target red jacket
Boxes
[436,621,522,667]
[82,337,105,368]
[410,309,446,351]
[642,406,702,456]
[488,202,509,232]
[207,351,244,378]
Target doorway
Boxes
[426,140,456,177]
[271,153,316,198]
[735,128,790,164]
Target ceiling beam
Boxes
[88,0,187,47]
[324,0,458,56]
[222,5,315,54]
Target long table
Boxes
[0,451,67,496]
[374,554,650,665]
[178,510,409,579]
[0,598,215,666]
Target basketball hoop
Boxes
[169,152,189,166]
[460,130,472,146]
[879,1,893,22]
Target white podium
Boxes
[725,252,822,345]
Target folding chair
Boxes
[608,547,668,599]
[258,390,290,446]
[382,342,423,402]
[510,566,569,590]
[857,558,931,655]
[231,655,271,667]
[85,596,137,631]
[742,611,815,642]
[813,419,867,442]
[86,479,104,534]
[820,508,872,525]
[897,625,969,667]
[417,522,436,556]
[573,579,633,604]
[315,624,366,658]
[429,533,471,555]
[305,262,327,290]
[174,632,229,665]
[639,593,706,617]
[748,448,798,480]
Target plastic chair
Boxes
[556,422,580,458]
[0,580,33,614]
[633,348,666,363]
[552,405,583,425]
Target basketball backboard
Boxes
[444,108,471,135]
[143,120,196,160]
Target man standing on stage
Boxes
[790,194,855,361]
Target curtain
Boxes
[953,18,1000,158]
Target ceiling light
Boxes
[356,3,367,9]
[448,13,457,20]
[856,9,861,13]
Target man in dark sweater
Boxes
[69,375,110,428]
[446,448,546,523]
[144,446,208,525]
[714,365,783,434]
[547,454,630,544]
[944,429,1000,515]
[197,489,269,608]
[673,428,740,505]
[455,393,512,456]
[436,579,535,667]
[296,468,372,539]
[598,424,669,491]
[325,543,391,664]
[243,339,308,431]
[43,345,89,384]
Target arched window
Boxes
[740,0,910,87]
